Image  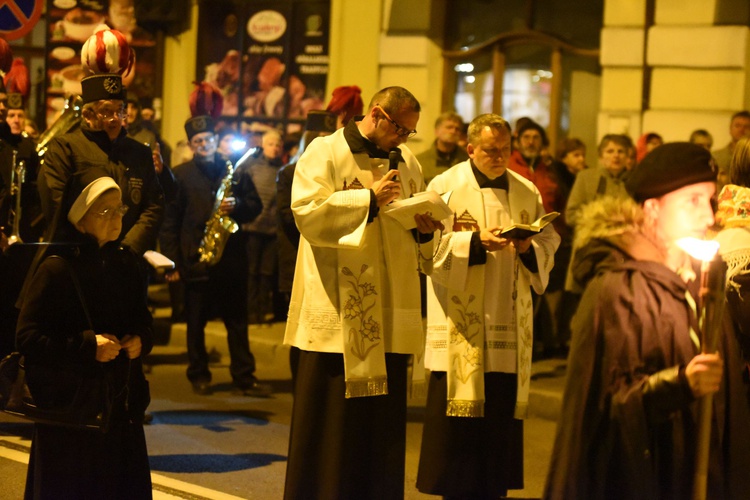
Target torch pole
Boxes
[692,255,726,500]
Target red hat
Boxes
[189,81,223,120]
[80,28,133,104]
[326,85,363,127]
[5,58,29,109]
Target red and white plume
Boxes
[81,27,134,77]
[189,81,224,119]
[4,58,29,97]
[0,37,13,74]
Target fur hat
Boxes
[68,177,121,224]
[626,142,717,203]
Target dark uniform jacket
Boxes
[160,154,262,282]
[39,125,164,256]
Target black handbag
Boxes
[0,257,114,432]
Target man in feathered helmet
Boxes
[0,53,45,244]
[159,81,271,397]
[37,27,164,259]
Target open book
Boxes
[382,190,453,230]
[497,212,560,239]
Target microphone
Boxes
[388,148,401,171]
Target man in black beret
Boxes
[545,141,730,498]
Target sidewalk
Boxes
[152,310,567,422]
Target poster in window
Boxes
[45,0,158,128]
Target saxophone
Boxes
[198,159,239,266]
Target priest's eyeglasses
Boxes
[375,105,417,138]
[92,204,129,220]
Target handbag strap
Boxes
[49,255,93,330]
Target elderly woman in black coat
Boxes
[17,176,153,499]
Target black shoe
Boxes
[232,379,272,397]
[191,380,212,395]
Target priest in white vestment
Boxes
[416,113,560,498]
[283,86,443,500]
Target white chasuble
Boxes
[425,161,560,418]
[284,128,427,398]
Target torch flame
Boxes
[675,237,720,262]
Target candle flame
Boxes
[675,237,720,262]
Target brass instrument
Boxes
[6,150,25,246]
[198,160,239,266]
[36,94,83,158]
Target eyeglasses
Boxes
[91,204,129,220]
[95,107,126,121]
[191,135,217,146]
[375,105,417,138]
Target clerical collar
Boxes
[471,162,509,190]
[343,116,390,159]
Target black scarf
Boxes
[471,162,509,190]
[343,117,389,158]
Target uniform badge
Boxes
[193,116,207,132]
[104,77,121,95]
[324,113,336,131]
[7,93,22,109]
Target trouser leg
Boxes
[184,281,211,382]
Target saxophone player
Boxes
[159,111,270,397]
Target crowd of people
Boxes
[1,27,750,500]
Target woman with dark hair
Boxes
[17,176,153,499]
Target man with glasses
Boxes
[38,72,164,258]
[159,113,268,397]
[284,86,443,499]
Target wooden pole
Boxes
[692,256,727,500]
[549,47,562,152]
[492,45,505,116]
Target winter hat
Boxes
[626,142,717,203]
[516,119,548,147]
